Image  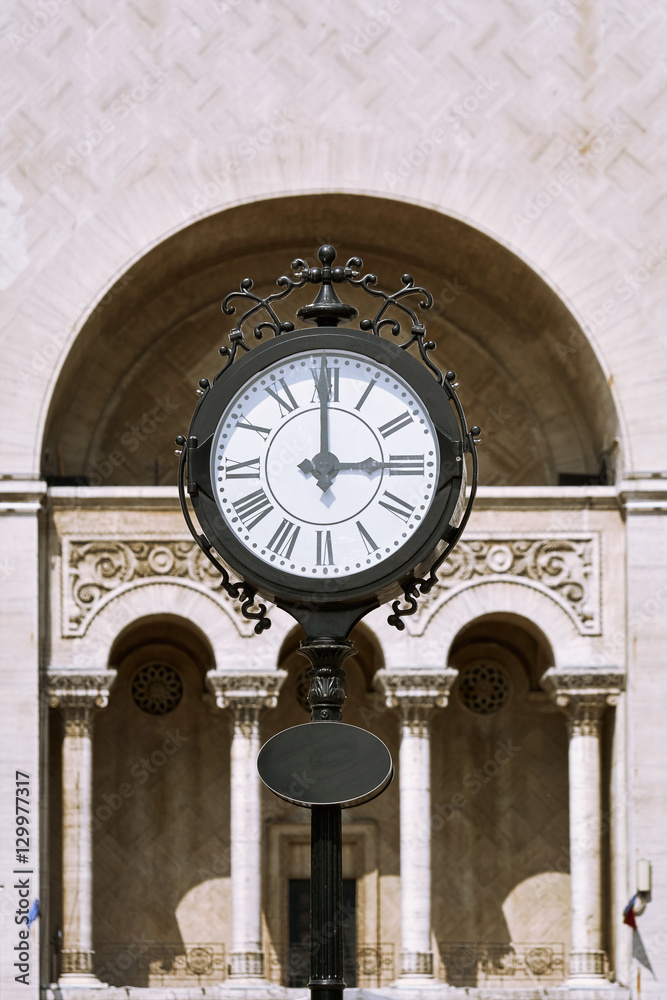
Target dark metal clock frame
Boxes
[178,244,479,640]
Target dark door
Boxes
[288,879,357,987]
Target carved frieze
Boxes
[410,533,601,635]
[60,532,601,639]
[61,537,248,636]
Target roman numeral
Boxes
[267,519,300,558]
[233,489,273,529]
[356,521,378,554]
[316,530,334,565]
[379,490,415,522]
[388,454,424,475]
[236,415,271,441]
[311,366,340,402]
[265,378,299,416]
[378,410,413,438]
[354,379,376,411]
[225,456,260,479]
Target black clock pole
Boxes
[299,636,355,999]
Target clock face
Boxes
[209,348,440,582]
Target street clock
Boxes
[179,245,478,637]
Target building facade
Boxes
[1,2,666,998]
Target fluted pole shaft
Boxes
[310,805,344,999]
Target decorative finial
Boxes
[296,245,359,327]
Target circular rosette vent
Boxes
[131,662,183,715]
[458,660,510,715]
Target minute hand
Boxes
[316,357,329,457]
[337,457,415,473]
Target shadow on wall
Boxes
[433,614,570,987]
[88,616,227,987]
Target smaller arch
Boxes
[108,612,215,678]
[424,579,598,669]
[75,580,264,671]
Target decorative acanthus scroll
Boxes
[408,533,601,635]
[61,532,600,637]
[62,537,248,636]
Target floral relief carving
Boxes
[412,534,600,635]
[62,538,243,636]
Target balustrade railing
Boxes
[95,939,563,988]
[438,941,566,986]
[269,943,395,988]
[95,943,226,987]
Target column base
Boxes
[228,950,266,982]
[568,949,611,987]
[59,950,108,988]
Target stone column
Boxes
[376,670,456,985]
[208,671,286,983]
[543,668,624,985]
[49,672,115,987]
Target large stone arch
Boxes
[38,194,622,490]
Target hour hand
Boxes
[298,459,315,475]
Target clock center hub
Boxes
[266,407,384,526]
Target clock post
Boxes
[177,245,479,998]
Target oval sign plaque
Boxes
[257,722,393,808]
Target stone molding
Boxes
[61,536,254,637]
[405,533,601,636]
[207,671,287,712]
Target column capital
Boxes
[207,670,287,712]
[375,668,457,711]
[541,667,625,711]
[48,671,116,711]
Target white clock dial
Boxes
[210,348,440,579]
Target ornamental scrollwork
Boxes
[407,534,600,635]
[63,538,248,636]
